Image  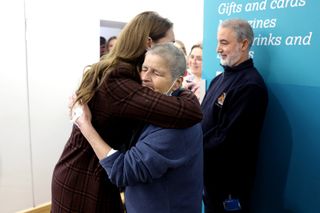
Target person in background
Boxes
[72,43,203,213]
[106,36,117,54]
[100,36,107,57]
[188,43,203,82]
[174,39,189,76]
[51,11,202,213]
[174,39,187,56]
[183,43,205,103]
[173,40,188,76]
[201,19,268,213]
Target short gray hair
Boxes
[146,43,186,79]
[220,19,254,49]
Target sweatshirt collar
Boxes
[222,58,254,74]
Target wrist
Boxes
[79,121,95,138]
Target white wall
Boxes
[98,0,204,53]
[0,1,34,212]
[100,26,122,43]
[0,0,203,212]
[25,0,99,207]
[0,0,99,212]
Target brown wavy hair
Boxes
[75,11,173,105]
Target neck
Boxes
[193,75,202,82]
[232,54,250,67]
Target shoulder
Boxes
[108,62,141,82]
[141,124,202,140]
[100,63,142,90]
[206,73,223,90]
[211,72,224,83]
[236,66,267,91]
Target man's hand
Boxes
[184,81,200,93]
[183,81,201,102]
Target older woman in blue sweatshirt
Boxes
[72,43,203,213]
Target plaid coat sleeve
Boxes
[103,67,203,128]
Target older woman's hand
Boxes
[69,94,92,130]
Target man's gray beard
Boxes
[220,50,242,67]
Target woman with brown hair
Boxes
[51,11,202,212]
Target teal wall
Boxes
[203,1,320,212]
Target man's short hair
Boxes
[220,19,254,49]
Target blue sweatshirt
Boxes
[100,124,203,213]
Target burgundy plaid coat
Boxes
[51,63,202,213]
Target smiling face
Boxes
[189,46,203,78]
[140,53,178,94]
[216,27,248,67]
